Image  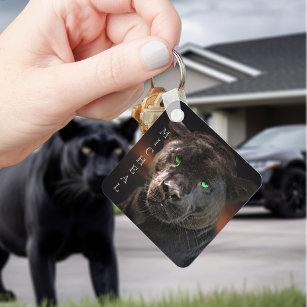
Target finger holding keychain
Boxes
[0,0,181,168]
[103,50,262,267]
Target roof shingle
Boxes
[188,33,306,98]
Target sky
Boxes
[0,0,305,47]
[171,0,306,46]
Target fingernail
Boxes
[141,41,170,70]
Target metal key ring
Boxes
[151,49,186,93]
[172,49,186,93]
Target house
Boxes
[151,33,306,146]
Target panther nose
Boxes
[162,181,181,201]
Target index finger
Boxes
[91,0,181,48]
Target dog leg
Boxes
[0,248,16,301]
[27,240,57,307]
[88,248,119,300]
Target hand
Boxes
[0,0,181,167]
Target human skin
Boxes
[0,0,181,167]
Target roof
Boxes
[186,33,306,98]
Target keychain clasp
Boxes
[162,49,186,122]
[132,49,187,133]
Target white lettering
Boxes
[113,183,120,193]
[145,147,154,155]
[129,164,138,174]
[159,128,170,139]
[120,176,128,184]
[136,155,146,166]
[113,128,172,190]
[154,138,161,147]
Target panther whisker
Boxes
[54,177,91,205]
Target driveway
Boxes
[3,207,306,303]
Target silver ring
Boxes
[172,49,186,93]
[150,49,186,93]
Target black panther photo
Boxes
[0,117,138,306]
[103,105,261,268]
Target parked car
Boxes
[237,125,306,218]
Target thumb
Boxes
[44,37,172,114]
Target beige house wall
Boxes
[149,65,221,94]
[211,109,246,147]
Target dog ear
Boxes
[168,121,190,137]
[59,119,83,142]
[226,175,257,204]
[118,118,138,142]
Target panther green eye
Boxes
[81,146,92,155]
[114,147,123,155]
[201,181,209,188]
[175,156,181,164]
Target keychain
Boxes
[132,50,187,133]
[102,50,262,267]
[131,79,166,134]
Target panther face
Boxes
[56,118,138,197]
[145,122,246,230]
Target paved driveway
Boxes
[3,207,306,303]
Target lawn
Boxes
[0,284,305,307]
[113,205,122,215]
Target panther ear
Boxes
[59,119,83,142]
[168,121,190,137]
[226,175,258,204]
[118,118,138,142]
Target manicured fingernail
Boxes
[141,41,170,70]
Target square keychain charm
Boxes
[102,102,261,267]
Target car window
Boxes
[241,126,306,151]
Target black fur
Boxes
[0,118,138,306]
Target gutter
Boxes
[187,89,306,108]
[182,57,237,83]
[180,44,262,77]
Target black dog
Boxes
[0,118,138,305]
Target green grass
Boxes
[1,284,305,307]
[113,205,122,215]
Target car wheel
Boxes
[277,167,306,218]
